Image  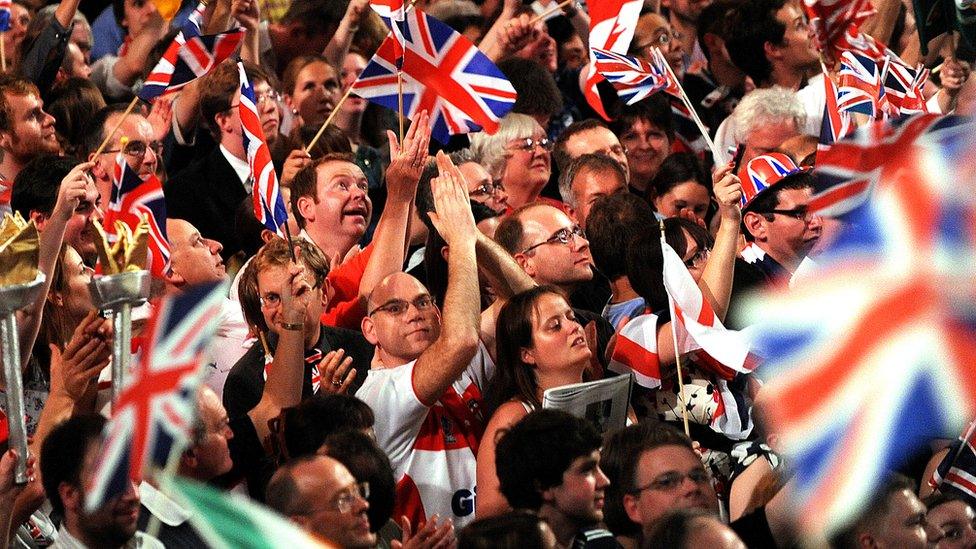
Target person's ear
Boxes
[440,245,449,262]
[764,39,782,62]
[515,253,535,277]
[622,493,643,525]
[164,266,186,287]
[361,315,379,346]
[58,481,83,514]
[742,211,766,241]
[181,447,199,469]
[0,129,12,151]
[520,346,537,365]
[296,195,315,224]
[29,211,50,232]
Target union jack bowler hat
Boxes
[738,153,811,210]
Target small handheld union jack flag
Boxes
[352,8,516,144]
[837,51,886,118]
[103,153,171,277]
[139,1,244,101]
[802,0,876,62]
[238,62,287,236]
[592,48,668,105]
[370,0,405,68]
[85,282,226,512]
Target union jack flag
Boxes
[745,114,976,538]
[85,282,225,511]
[238,62,287,236]
[584,0,643,120]
[802,0,876,62]
[139,2,244,101]
[882,58,930,116]
[609,314,662,389]
[370,0,405,67]
[0,0,10,32]
[592,48,668,105]
[819,68,855,148]
[837,51,886,118]
[351,9,516,144]
[103,154,171,277]
[931,419,976,507]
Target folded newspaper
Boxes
[542,374,633,434]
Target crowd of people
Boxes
[0,0,974,547]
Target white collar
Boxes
[138,481,191,527]
[219,144,252,188]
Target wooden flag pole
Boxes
[305,86,355,154]
[529,0,573,25]
[0,34,6,73]
[397,72,405,144]
[654,47,721,161]
[92,96,141,158]
[661,221,691,438]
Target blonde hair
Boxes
[469,113,541,180]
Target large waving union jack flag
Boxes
[802,0,876,62]
[592,48,667,105]
[352,9,516,144]
[139,2,244,101]
[85,282,226,512]
[103,154,171,277]
[238,62,287,236]
[745,114,976,538]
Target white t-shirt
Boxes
[356,343,494,529]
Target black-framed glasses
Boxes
[469,180,505,198]
[629,468,710,494]
[105,140,163,158]
[520,225,585,255]
[508,137,553,153]
[762,207,815,221]
[368,295,435,317]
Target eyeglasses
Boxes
[105,140,163,158]
[762,207,816,221]
[368,295,435,317]
[520,225,585,255]
[298,482,370,515]
[469,181,505,198]
[632,29,683,53]
[255,90,282,105]
[508,137,553,153]
[683,247,710,269]
[630,468,710,494]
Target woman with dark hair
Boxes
[282,54,341,132]
[475,285,597,518]
[650,153,713,222]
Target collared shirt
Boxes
[138,482,189,528]
[219,144,252,191]
[52,526,164,549]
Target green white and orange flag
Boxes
[172,478,334,549]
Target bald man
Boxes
[356,154,533,529]
[266,455,375,548]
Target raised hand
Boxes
[231,0,260,31]
[426,152,477,248]
[386,110,432,202]
[54,310,112,403]
[52,162,96,223]
[497,14,540,57]
[280,149,312,188]
[712,162,742,223]
[278,246,314,328]
[146,96,174,143]
[318,349,356,394]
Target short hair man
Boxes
[557,153,627,229]
[831,475,937,549]
[164,62,252,260]
[739,153,822,282]
[223,237,373,421]
[495,410,611,548]
[166,218,249,396]
[0,75,59,212]
[715,86,807,166]
[266,455,376,548]
[357,154,533,529]
[41,413,163,549]
[725,0,820,90]
[81,103,160,214]
[553,120,629,183]
[11,155,99,263]
[137,386,234,547]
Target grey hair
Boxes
[448,148,476,166]
[557,153,627,207]
[37,5,93,45]
[469,113,540,180]
[731,87,807,144]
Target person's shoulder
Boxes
[166,146,225,184]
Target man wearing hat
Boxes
[738,153,823,283]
